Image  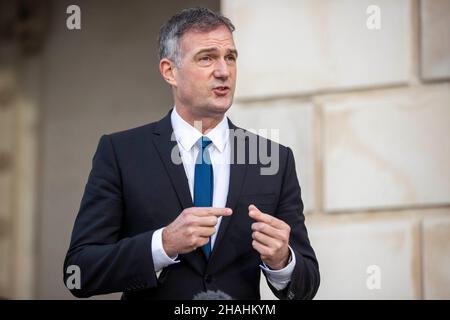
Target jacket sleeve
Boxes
[265,147,320,300]
[63,135,158,298]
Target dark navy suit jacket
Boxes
[63,109,320,299]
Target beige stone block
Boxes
[228,100,315,212]
[0,107,15,152]
[223,0,412,98]
[0,103,15,223]
[0,239,11,298]
[321,84,450,211]
[420,0,450,80]
[423,214,450,299]
[0,172,12,220]
[308,215,421,299]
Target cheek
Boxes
[181,71,210,93]
[231,68,237,83]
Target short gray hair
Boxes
[158,7,235,67]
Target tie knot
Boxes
[199,136,212,149]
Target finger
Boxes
[206,207,233,217]
[252,231,281,248]
[191,207,233,217]
[195,226,216,237]
[248,205,275,225]
[192,236,210,249]
[252,239,272,257]
[248,205,279,227]
[248,205,287,230]
[248,204,262,215]
[251,222,287,241]
[196,215,219,227]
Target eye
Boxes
[226,55,237,62]
[200,56,212,61]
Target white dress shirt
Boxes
[151,106,296,290]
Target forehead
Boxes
[179,25,236,54]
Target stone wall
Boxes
[0,0,220,299]
[223,0,450,299]
[1,0,448,300]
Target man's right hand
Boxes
[162,207,233,257]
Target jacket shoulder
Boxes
[107,122,157,141]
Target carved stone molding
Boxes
[0,153,12,172]
[0,217,9,238]
[0,0,50,57]
[0,75,16,108]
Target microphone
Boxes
[193,290,233,300]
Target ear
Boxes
[159,58,177,87]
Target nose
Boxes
[213,59,230,80]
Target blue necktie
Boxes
[194,136,213,259]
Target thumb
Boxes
[248,204,261,214]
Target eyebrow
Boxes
[194,47,238,57]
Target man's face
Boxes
[172,25,237,117]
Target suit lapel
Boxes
[152,109,193,210]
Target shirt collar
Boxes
[171,106,229,153]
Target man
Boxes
[63,7,319,300]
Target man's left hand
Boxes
[249,204,291,270]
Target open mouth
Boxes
[212,86,230,96]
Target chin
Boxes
[211,99,233,113]
[209,105,231,116]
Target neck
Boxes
[175,105,224,134]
